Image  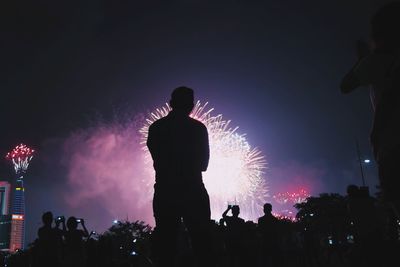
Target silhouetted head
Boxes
[67,216,78,230]
[347,184,359,197]
[371,2,400,53]
[170,86,194,115]
[231,205,240,217]
[42,211,53,226]
[263,203,272,214]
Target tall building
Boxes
[9,178,25,251]
[6,144,34,251]
[0,182,11,250]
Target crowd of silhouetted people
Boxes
[1,188,399,267]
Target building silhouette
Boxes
[0,182,10,215]
[0,181,11,250]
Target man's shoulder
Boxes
[149,117,169,129]
[149,115,207,131]
[188,117,207,130]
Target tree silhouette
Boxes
[100,220,153,266]
[295,193,349,244]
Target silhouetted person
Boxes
[64,217,89,267]
[340,2,400,226]
[257,203,280,267]
[147,86,213,267]
[221,205,245,267]
[36,212,62,267]
[221,205,245,230]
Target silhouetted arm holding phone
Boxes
[80,219,89,237]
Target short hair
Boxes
[263,203,272,213]
[42,211,53,224]
[231,205,240,213]
[67,216,78,230]
[170,86,194,111]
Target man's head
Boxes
[67,216,78,230]
[231,205,240,217]
[170,86,194,115]
[263,203,272,214]
[42,211,53,226]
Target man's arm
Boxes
[80,219,89,237]
[222,205,231,219]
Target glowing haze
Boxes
[63,101,267,227]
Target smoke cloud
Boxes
[62,118,155,230]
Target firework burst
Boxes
[140,101,268,220]
[273,189,310,205]
[6,144,35,174]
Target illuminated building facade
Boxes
[9,178,25,251]
[6,144,34,251]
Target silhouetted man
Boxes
[257,203,280,267]
[221,205,245,267]
[340,2,400,224]
[147,86,213,267]
[64,217,89,267]
[37,212,62,267]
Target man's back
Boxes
[147,110,209,186]
[147,87,214,267]
[258,214,279,245]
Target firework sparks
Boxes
[140,101,268,220]
[6,144,35,174]
[273,189,310,205]
[272,211,297,222]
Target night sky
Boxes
[1,0,388,244]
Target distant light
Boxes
[364,159,371,164]
[347,234,355,244]
[131,251,137,256]
[113,219,119,224]
[310,213,314,217]
[133,239,137,243]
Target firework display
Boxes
[272,211,297,222]
[273,189,310,205]
[6,144,35,174]
[140,101,268,220]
